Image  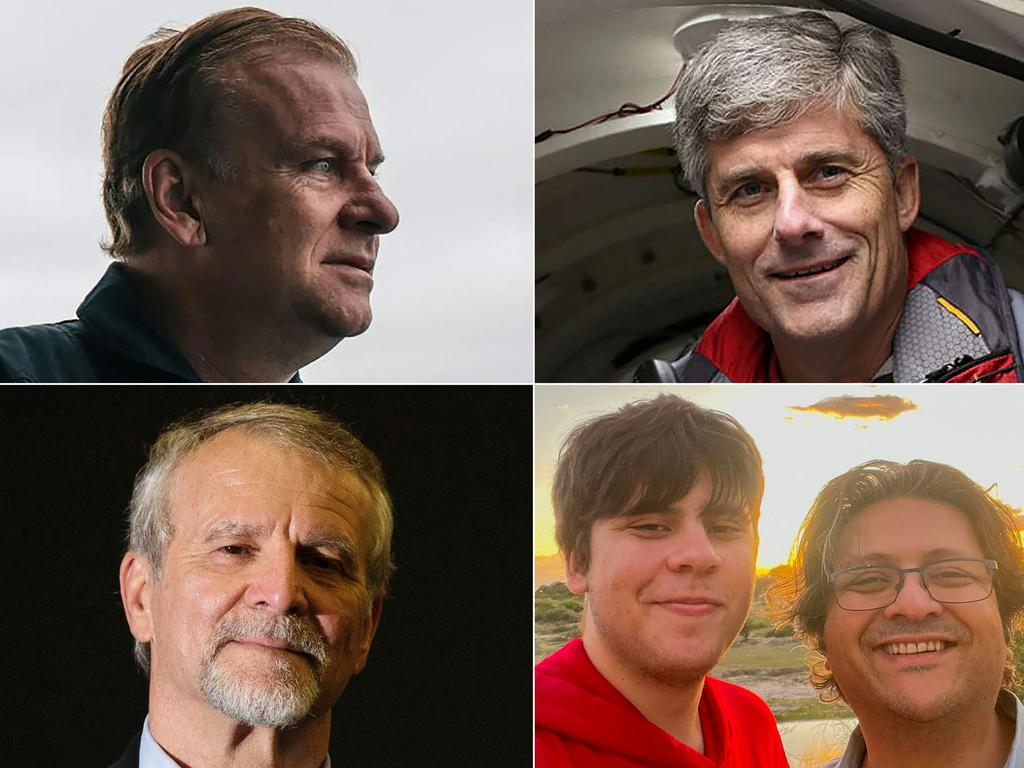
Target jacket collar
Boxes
[77,263,302,383]
[693,228,980,382]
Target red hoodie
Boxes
[536,639,790,767]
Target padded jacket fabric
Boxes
[536,639,790,767]
[635,229,1023,384]
[0,263,301,382]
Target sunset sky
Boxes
[535,385,1024,577]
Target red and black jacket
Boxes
[635,229,1023,383]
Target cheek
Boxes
[821,608,867,658]
[717,217,771,277]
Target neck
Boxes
[582,631,706,751]
[148,697,331,768]
[857,702,1013,768]
[125,254,335,382]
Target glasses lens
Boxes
[923,559,993,603]
[834,567,900,610]
[833,559,994,610]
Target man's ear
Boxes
[120,551,155,646]
[694,199,727,266]
[353,596,384,675]
[894,155,920,232]
[141,149,208,248]
[565,553,589,595]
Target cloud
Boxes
[787,395,918,421]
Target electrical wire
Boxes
[819,0,1024,83]
[535,62,686,144]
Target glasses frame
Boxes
[828,557,999,611]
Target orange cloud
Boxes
[787,395,917,421]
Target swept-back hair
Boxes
[674,11,906,200]
[102,6,355,258]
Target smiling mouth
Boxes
[883,640,948,656]
[771,256,850,279]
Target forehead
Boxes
[167,428,371,541]
[220,49,381,154]
[705,107,874,180]
[834,496,984,565]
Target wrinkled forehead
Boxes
[216,48,381,151]
[167,429,374,541]
[705,105,871,177]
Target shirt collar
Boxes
[836,690,1024,768]
[140,715,331,768]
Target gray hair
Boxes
[674,11,908,201]
[128,402,394,674]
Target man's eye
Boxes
[313,556,343,571]
[629,523,668,533]
[815,165,848,184]
[706,521,744,536]
[219,545,249,556]
[736,182,765,198]
[309,159,335,174]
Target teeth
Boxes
[885,640,946,655]
[777,260,840,278]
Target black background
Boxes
[0,385,532,766]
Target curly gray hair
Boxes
[674,11,907,201]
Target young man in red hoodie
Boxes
[535,395,789,767]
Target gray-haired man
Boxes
[112,402,391,768]
[637,11,1024,384]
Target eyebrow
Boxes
[839,547,980,567]
[203,520,267,544]
[712,148,863,198]
[701,503,750,521]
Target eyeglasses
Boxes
[828,557,998,611]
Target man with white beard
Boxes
[111,402,392,768]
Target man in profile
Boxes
[774,460,1024,766]
[111,402,392,767]
[535,395,788,766]
[637,12,1023,383]
[0,7,398,382]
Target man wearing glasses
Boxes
[774,459,1024,767]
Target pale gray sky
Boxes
[0,0,533,382]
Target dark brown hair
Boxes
[101,7,355,258]
[770,459,1024,700]
[552,394,764,573]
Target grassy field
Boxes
[534,583,853,722]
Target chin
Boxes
[884,693,959,723]
[298,297,373,339]
[775,309,857,342]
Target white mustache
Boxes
[209,613,328,670]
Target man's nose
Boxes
[665,523,722,573]
[773,179,825,246]
[243,551,310,616]
[882,573,942,622]
[338,175,400,235]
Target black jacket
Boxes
[106,732,141,768]
[0,264,300,383]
